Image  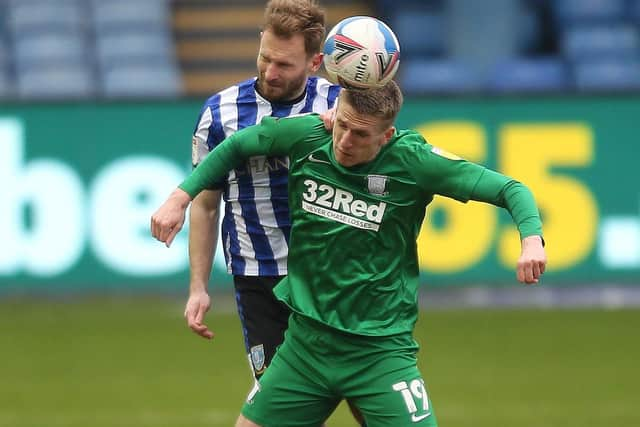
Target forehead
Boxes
[336,100,379,131]
[259,30,307,61]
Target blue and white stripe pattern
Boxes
[192,76,340,276]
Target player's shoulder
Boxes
[201,77,257,109]
[305,76,341,103]
[257,113,326,153]
[392,128,466,164]
[307,75,338,90]
[393,128,431,151]
[261,112,322,129]
[256,114,324,145]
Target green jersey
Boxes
[181,114,542,336]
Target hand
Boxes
[320,106,336,131]
[150,189,191,247]
[517,235,547,284]
[184,290,214,339]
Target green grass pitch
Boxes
[1,296,638,427]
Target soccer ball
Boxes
[323,16,400,89]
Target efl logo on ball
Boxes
[323,16,400,89]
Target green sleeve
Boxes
[409,137,543,240]
[471,168,543,239]
[410,140,486,203]
[179,115,317,198]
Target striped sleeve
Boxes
[192,94,225,168]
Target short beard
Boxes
[257,76,306,103]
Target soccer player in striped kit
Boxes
[185,0,367,424]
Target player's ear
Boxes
[309,53,323,73]
[382,126,395,145]
[257,31,265,51]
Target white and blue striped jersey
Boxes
[192,76,340,276]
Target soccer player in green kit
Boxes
[151,80,547,427]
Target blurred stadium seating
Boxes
[400,58,484,94]
[487,57,569,93]
[574,58,640,91]
[91,0,182,98]
[0,0,639,100]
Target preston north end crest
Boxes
[366,175,388,196]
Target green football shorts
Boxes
[241,313,438,427]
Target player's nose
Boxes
[340,131,354,148]
[264,63,280,81]
[338,134,351,150]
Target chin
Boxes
[259,83,281,98]
[336,157,354,167]
[263,86,278,96]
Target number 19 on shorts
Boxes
[393,379,433,423]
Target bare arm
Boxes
[185,189,222,340]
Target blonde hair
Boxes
[263,0,326,56]
[342,81,403,129]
